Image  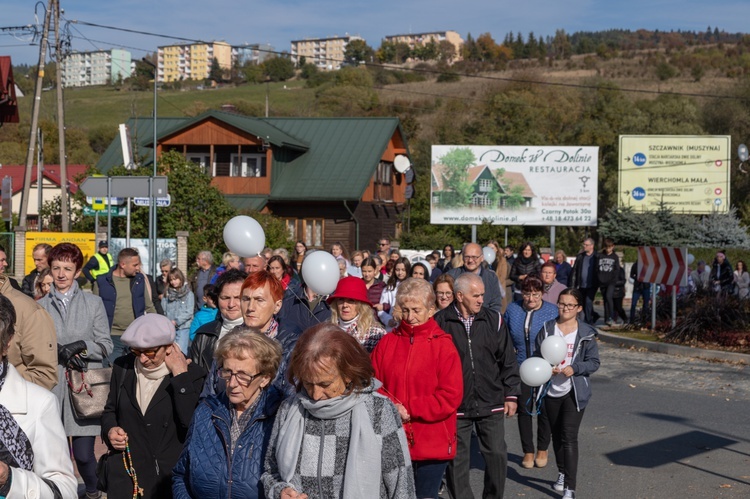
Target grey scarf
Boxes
[276,379,383,499]
[49,281,79,320]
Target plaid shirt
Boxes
[454,304,475,334]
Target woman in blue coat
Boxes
[173,329,283,498]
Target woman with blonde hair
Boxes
[487,240,510,312]
[329,276,386,353]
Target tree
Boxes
[263,56,295,82]
[655,61,678,81]
[208,57,223,82]
[439,147,475,207]
[241,62,265,84]
[343,39,375,66]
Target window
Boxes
[479,178,492,192]
[376,161,392,185]
[284,219,296,240]
[302,219,324,248]
[187,155,211,175]
[230,153,267,177]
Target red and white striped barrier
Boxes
[637,246,688,286]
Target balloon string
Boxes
[526,381,551,416]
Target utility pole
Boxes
[54,0,69,231]
[20,0,53,228]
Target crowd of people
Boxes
[0,235,609,499]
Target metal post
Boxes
[54,0,69,232]
[471,225,477,244]
[126,198,131,247]
[651,282,657,330]
[671,286,677,329]
[106,177,112,244]
[550,226,556,256]
[36,128,43,231]
[504,227,508,247]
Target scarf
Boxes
[276,379,383,499]
[219,315,245,341]
[49,281,79,320]
[230,396,262,456]
[134,359,170,415]
[0,359,34,471]
[264,318,279,339]
[166,284,191,302]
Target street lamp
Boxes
[141,57,158,274]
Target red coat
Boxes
[371,317,463,461]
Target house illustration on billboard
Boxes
[432,163,535,209]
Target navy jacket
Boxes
[173,387,282,499]
[95,270,149,329]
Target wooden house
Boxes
[96,111,413,252]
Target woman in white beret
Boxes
[99,314,206,499]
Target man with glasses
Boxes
[448,242,504,312]
[377,237,391,255]
[570,238,599,324]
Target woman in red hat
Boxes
[329,276,387,353]
[371,277,463,499]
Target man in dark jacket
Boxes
[277,282,331,333]
[435,272,520,499]
[570,237,599,324]
[191,251,217,311]
[448,243,503,313]
[21,243,52,297]
[94,248,157,363]
[190,269,247,371]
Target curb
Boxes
[596,329,750,365]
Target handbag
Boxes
[66,367,112,419]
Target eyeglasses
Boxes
[522,292,542,299]
[557,303,579,310]
[217,368,262,386]
[130,347,161,359]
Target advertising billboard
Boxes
[618,135,731,214]
[430,145,599,226]
[25,232,96,275]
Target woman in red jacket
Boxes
[371,277,463,499]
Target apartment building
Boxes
[233,43,275,66]
[383,30,464,62]
[61,49,132,87]
[290,34,363,70]
[157,41,232,83]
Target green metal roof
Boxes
[225,195,268,212]
[264,117,403,201]
[95,112,407,202]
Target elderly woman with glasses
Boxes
[371,278,463,499]
[261,323,416,499]
[100,314,206,499]
[503,275,558,470]
[174,328,283,498]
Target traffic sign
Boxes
[133,194,171,207]
[86,196,125,206]
[637,246,688,286]
[80,176,168,198]
[83,206,128,217]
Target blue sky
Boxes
[2,0,749,65]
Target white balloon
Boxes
[519,357,553,387]
[301,251,340,295]
[687,253,695,265]
[223,216,266,258]
[541,336,567,365]
[482,246,496,266]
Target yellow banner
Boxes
[24,232,96,275]
[618,135,731,214]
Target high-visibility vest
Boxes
[91,252,114,280]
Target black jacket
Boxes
[101,355,206,499]
[571,251,598,289]
[21,269,39,298]
[189,318,221,372]
[596,251,620,286]
[434,305,520,418]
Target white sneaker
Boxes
[553,473,565,492]
[562,488,576,498]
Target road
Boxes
[465,341,750,498]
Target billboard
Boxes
[25,232,96,275]
[618,135,731,214]
[430,145,599,226]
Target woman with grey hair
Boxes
[38,242,113,499]
[174,328,283,498]
[0,295,78,498]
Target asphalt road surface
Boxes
[465,341,750,499]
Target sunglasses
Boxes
[130,347,161,359]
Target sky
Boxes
[2,0,750,65]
